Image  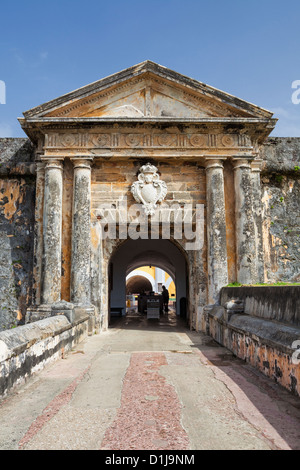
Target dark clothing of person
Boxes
[162,287,169,312]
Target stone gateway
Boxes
[0,61,299,335]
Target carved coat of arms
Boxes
[131,163,167,215]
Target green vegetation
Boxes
[275,174,283,183]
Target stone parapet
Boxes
[0,314,89,398]
[207,305,300,396]
[205,286,300,396]
[220,286,300,326]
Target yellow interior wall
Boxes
[130,266,176,298]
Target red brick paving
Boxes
[100,352,190,450]
[18,366,91,450]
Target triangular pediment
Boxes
[51,83,225,119]
[21,61,274,121]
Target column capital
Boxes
[251,159,264,173]
[70,157,94,169]
[231,158,252,170]
[35,161,46,172]
[204,158,226,170]
[44,159,64,171]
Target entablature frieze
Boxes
[42,127,256,160]
[44,129,252,149]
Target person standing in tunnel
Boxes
[162,285,169,313]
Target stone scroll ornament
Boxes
[131,163,167,215]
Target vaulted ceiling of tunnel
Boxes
[125,250,176,279]
[126,276,152,294]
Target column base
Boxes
[71,304,95,334]
[26,301,95,330]
[26,304,52,323]
[51,300,76,323]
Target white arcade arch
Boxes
[126,270,156,291]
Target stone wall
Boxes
[260,138,300,283]
[0,139,36,331]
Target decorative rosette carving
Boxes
[125,134,142,147]
[92,134,111,147]
[189,134,206,147]
[157,134,177,147]
[221,135,235,147]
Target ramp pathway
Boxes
[0,311,299,450]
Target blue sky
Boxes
[0,0,299,137]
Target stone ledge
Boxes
[0,314,89,398]
[207,305,300,396]
[26,302,93,327]
[228,315,300,354]
[208,306,300,354]
[51,301,91,326]
[220,286,300,326]
[0,316,71,362]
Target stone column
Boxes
[41,159,63,305]
[70,158,93,305]
[205,159,228,304]
[33,162,45,305]
[233,158,258,284]
[251,159,264,282]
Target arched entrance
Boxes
[126,274,153,295]
[108,239,188,325]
